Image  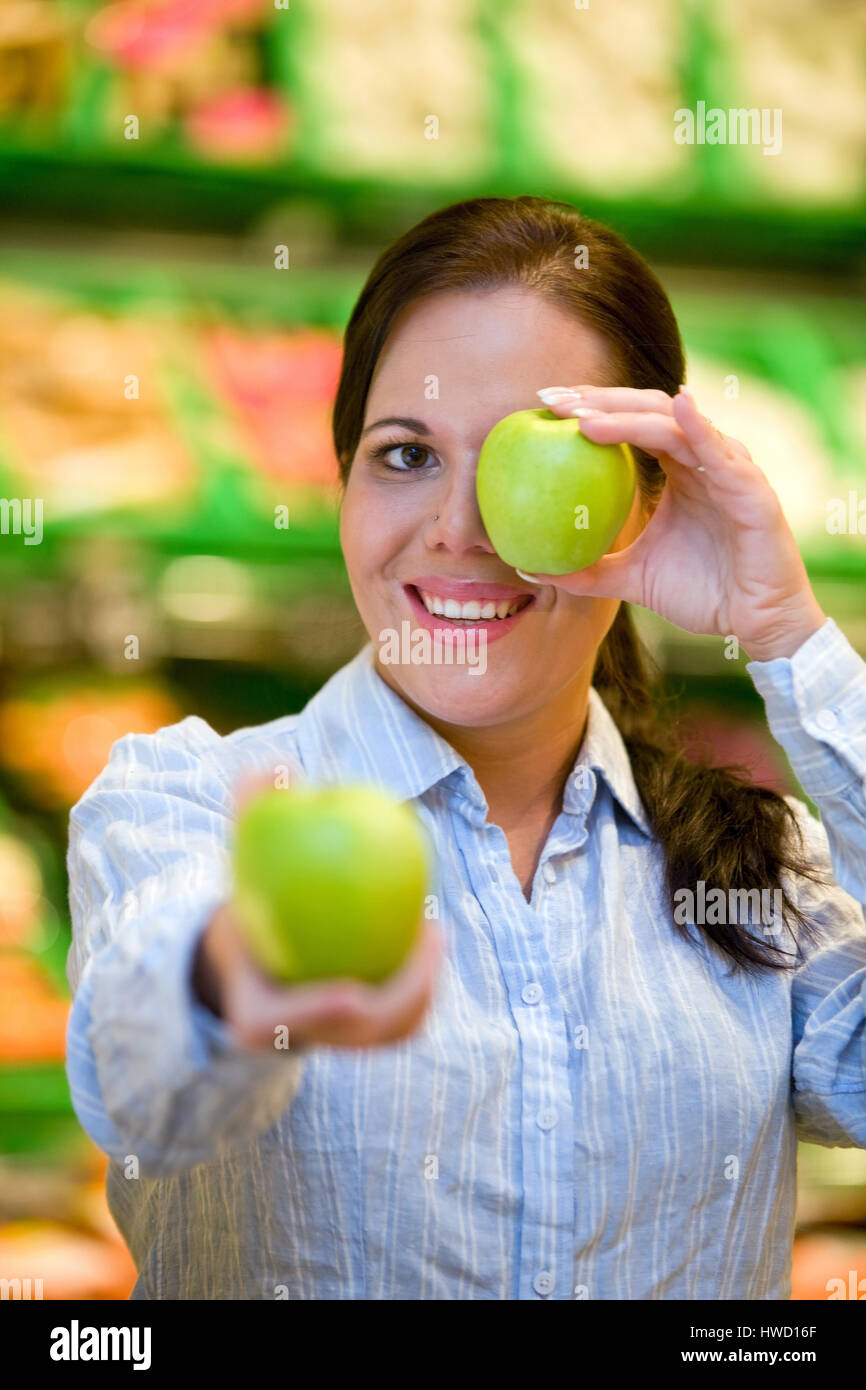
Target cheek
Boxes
[339,479,410,635]
[339,481,385,581]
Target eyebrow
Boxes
[361,416,432,438]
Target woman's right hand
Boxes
[193,899,444,1053]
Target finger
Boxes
[672,387,752,474]
[297,924,444,1046]
[257,923,443,1046]
[537,385,675,417]
[370,921,445,1011]
[572,410,706,471]
[323,921,443,1020]
[229,970,371,1049]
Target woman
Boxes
[66,196,866,1300]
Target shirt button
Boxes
[542,863,556,885]
[815,708,837,731]
[533,1271,555,1296]
[536,1108,558,1131]
[521,983,543,1005]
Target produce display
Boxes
[0,0,293,164]
[296,0,491,180]
[719,0,866,203]
[476,409,637,575]
[0,830,44,950]
[85,0,292,161]
[502,0,687,195]
[202,323,343,498]
[0,0,861,215]
[0,678,183,808]
[0,956,69,1063]
[0,277,345,526]
[0,1213,137,1301]
[0,280,196,518]
[233,785,430,984]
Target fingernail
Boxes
[537,387,580,404]
[571,407,602,418]
[678,384,693,397]
[515,569,541,584]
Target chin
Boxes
[380,661,531,730]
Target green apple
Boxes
[232,784,431,984]
[476,408,637,574]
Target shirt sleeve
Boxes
[747,618,866,1147]
[65,716,306,1179]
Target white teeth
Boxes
[416,589,526,621]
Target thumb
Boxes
[517,547,644,603]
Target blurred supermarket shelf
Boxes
[3,139,865,274]
[0,245,861,693]
[0,0,864,270]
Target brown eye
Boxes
[372,440,434,472]
[398,445,427,468]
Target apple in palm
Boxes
[476,408,637,574]
[232,785,431,984]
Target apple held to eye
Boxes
[476,408,637,574]
[232,785,431,984]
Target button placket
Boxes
[451,806,573,1302]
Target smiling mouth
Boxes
[406,585,535,622]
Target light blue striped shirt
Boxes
[65,616,866,1299]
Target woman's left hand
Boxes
[528,385,827,662]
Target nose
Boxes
[426,460,495,555]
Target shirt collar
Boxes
[567,687,653,837]
[293,641,652,838]
[294,642,465,803]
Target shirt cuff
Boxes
[746,617,866,798]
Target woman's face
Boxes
[340,287,648,730]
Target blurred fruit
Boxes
[0,685,182,808]
[0,956,69,1062]
[0,1220,136,1300]
[233,784,430,983]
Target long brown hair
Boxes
[331,194,826,973]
